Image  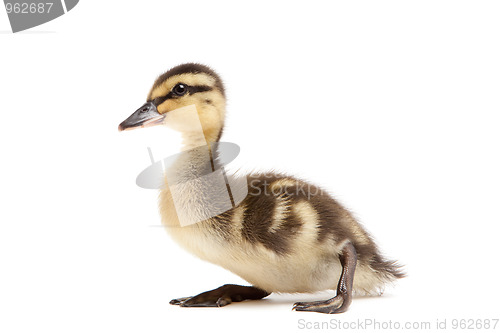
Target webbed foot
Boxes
[170,284,270,308]
[292,294,348,314]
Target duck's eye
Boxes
[172,83,188,96]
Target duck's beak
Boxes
[118,102,165,131]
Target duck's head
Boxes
[118,63,226,143]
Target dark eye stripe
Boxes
[187,85,212,94]
[152,92,173,106]
[150,85,213,106]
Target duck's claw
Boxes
[292,294,347,314]
[169,297,192,305]
[171,294,232,307]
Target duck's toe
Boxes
[169,297,192,305]
[292,295,347,314]
[169,292,233,307]
[180,294,232,307]
[169,284,269,308]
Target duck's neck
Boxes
[177,125,222,172]
[180,131,208,151]
[160,125,224,228]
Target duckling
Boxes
[118,63,404,314]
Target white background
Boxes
[1,1,499,332]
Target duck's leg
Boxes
[170,284,270,307]
[293,242,357,314]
